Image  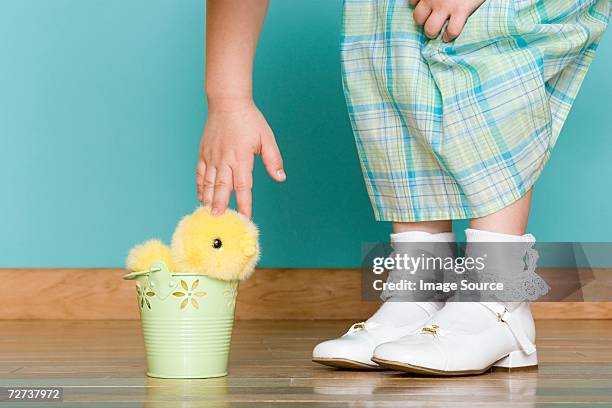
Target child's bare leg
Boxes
[469,190,533,235]
[393,220,452,234]
[465,188,538,313]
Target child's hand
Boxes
[409,0,486,42]
[197,98,285,218]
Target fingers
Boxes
[412,1,432,25]
[413,1,479,42]
[196,159,205,202]
[233,158,254,219]
[211,165,232,216]
[261,132,286,182]
[202,165,216,207]
[443,11,468,42]
[424,10,450,39]
[205,159,254,218]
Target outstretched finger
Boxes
[211,165,232,216]
[203,165,216,206]
[261,132,286,182]
[196,159,206,202]
[233,161,254,218]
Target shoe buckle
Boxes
[346,322,367,335]
[421,324,439,335]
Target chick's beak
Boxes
[240,237,257,257]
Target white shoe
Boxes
[312,302,440,369]
[312,303,438,369]
[372,302,538,375]
[313,230,455,370]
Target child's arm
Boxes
[198,0,285,219]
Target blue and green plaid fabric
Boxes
[341,0,610,222]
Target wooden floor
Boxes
[1,320,612,407]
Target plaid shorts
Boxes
[341,0,610,222]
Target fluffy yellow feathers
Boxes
[125,207,260,281]
[126,239,174,272]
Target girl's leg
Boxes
[392,188,531,237]
[469,190,532,235]
[393,220,452,234]
[459,188,537,329]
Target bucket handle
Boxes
[122,261,177,300]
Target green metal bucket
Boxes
[123,261,239,378]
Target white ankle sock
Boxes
[367,301,435,327]
[391,230,455,243]
[431,228,537,333]
[464,228,535,243]
[465,228,537,311]
[368,231,455,328]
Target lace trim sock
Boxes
[464,228,549,310]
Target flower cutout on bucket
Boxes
[136,282,156,310]
[224,281,239,309]
[172,279,206,310]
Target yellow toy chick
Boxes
[126,207,259,281]
[171,206,259,281]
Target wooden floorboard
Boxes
[0,319,611,406]
[1,268,611,320]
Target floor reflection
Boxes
[310,368,538,407]
[145,377,230,408]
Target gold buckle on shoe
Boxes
[421,324,439,335]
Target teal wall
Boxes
[0,0,610,268]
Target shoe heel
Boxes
[493,350,538,371]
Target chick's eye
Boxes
[212,238,222,249]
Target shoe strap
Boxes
[480,302,536,355]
